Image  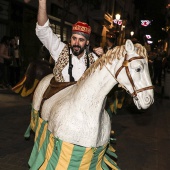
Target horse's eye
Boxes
[136,68,141,72]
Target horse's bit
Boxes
[114,54,154,98]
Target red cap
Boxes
[72,21,91,35]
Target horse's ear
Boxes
[125,39,134,53]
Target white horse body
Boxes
[32,40,154,149]
[33,66,117,147]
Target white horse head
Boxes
[32,39,154,148]
[113,39,154,109]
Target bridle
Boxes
[113,54,154,98]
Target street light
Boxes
[130,31,134,37]
[113,14,121,46]
[113,14,122,26]
[115,14,121,20]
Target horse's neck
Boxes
[75,65,117,105]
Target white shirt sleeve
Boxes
[35,19,65,61]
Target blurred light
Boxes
[115,14,121,20]
[147,41,153,44]
[113,19,117,24]
[113,14,122,25]
[130,31,134,36]
[113,20,122,25]
[141,20,151,27]
[117,20,122,25]
[146,35,151,39]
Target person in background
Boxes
[153,49,163,86]
[162,51,168,80]
[14,36,21,84]
[9,37,15,87]
[0,36,11,89]
[103,32,125,136]
[148,51,155,81]
[39,44,51,61]
[104,32,116,53]
[36,0,104,82]
[9,36,21,86]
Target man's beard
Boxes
[71,45,86,56]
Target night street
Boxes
[0,0,170,169]
[0,87,170,170]
[0,89,33,170]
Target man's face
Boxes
[70,34,89,56]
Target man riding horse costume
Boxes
[25,40,154,170]
[23,0,154,170]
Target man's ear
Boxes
[86,40,89,46]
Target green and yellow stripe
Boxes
[27,109,120,170]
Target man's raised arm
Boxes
[24,0,48,25]
[37,0,48,26]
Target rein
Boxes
[105,54,154,98]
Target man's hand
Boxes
[93,47,104,57]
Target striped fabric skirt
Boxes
[26,108,120,170]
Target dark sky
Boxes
[134,0,167,44]
[134,0,166,22]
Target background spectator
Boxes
[0,36,11,89]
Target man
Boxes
[24,2,120,170]
[36,0,104,82]
[153,50,163,86]
[0,36,11,89]
[104,32,116,53]
[9,36,21,86]
[103,33,125,119]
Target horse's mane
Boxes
[134,43,148,58]
[77,43,148,84]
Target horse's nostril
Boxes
[144,96,151,104]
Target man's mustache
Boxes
[72,45,81,48]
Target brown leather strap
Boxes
[128,56,144,62]
[39,77,76,114]
[43,77,76,99]
[115,65,124,79]
[125,66,137,96]
[131,86,154,97]
[115,55,154,97]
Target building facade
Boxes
[0,0,137,68]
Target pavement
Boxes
[0,86,170,170]
[0,89,33,170]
